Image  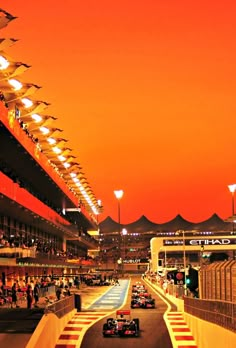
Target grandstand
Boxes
[0,8,102,286]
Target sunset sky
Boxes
[1,1,236,224]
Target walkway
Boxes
[88,279,129,310]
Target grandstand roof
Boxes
[99,213,232,234]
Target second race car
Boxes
[131,294,155,308]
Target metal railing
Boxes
[184,297,236,332]
[146,275,236,332]
[44,294,75,318]
[39,285,55,297]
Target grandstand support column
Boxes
[198,245,204,299]
[63,237,67,255]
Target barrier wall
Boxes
[184,312,236,348]
[26,309,77,348]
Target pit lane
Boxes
[80,276,174,348]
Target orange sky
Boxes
[1,1,236,224]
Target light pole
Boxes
[228,184,236,234]
[114,190,124,273]
[122,228,127,261]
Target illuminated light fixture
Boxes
[47,137,56,145]
[38,127,62,136]
[114,190,124,200]
[39,126,50,135]
[21,97,33,108]
[31,113,42,122]
[52,146,62,154]
[122,228,127,236]
[228,183,236,216]
[66,162,79,170]
[58,155,66,162]
[228,184,236,193]
[0,55,9,69]
[70,173,77,178]
[63,162,70,168]
[19,100,50,115]
[114,189,124,270]
[8,78,22,90]
[73,177,79,183]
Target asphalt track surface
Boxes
[81,277,174,348]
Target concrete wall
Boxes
[26,309,77,348]
[184,312,236,348]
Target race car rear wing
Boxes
[116,310,131,316]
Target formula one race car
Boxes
[102,310,140,337]
[131,289,150,298]
[132,282,146,292]
[131,295,155,308]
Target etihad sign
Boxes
[164,238,236,246]
[189,239,231,246]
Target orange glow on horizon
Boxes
[1,1,236,224]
